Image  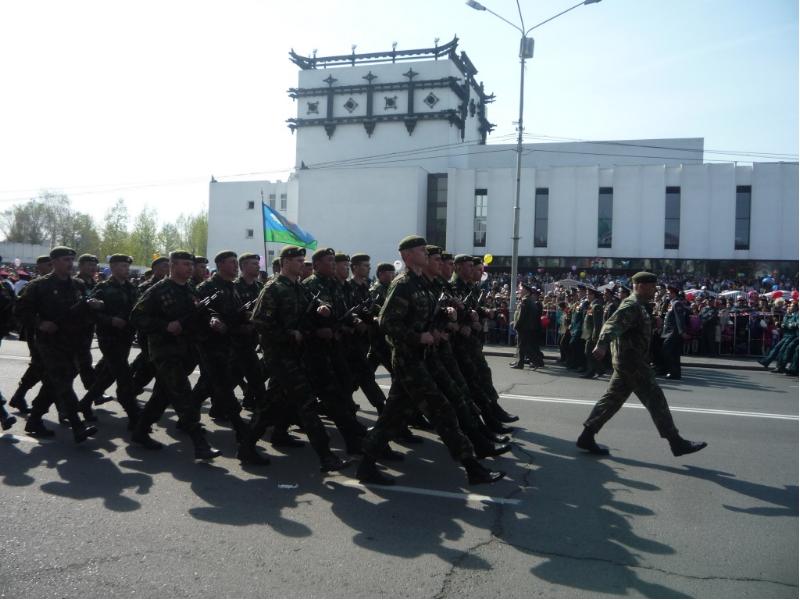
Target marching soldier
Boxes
[191,256,210,286]
[660,285,689,380]
[130,256,170,396]
[577,272,707,457]
[129,251,221,460]
[250,245,351,473]
[232,252,268,411]
[0,270,16,430]
[14,246,99,443]
[356,235,505,486]
[366,262,395,372]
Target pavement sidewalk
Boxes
[483,345,768,371]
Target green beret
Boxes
[194,256,209,265]
[36,255,51,265]
[214,250,237,264]
[152,256,169,267]
[471,256,482,265]
[350,253,370,264]
[169,250,195,262]
[376,262,395,274]
[453,254,472,265]
[441,252,454,261]
[238,252,260,263]
[78,254,98,264]
[425,245,442,257]
[631,271,658,284]
[49,246,76,259]
[280,245,306,259]
[109,254,132,265]
[334,253,350,263]
[312,247,335,262]
[398,235,426,251]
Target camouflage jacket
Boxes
[379,269,435,355]
[89,277,139,341]
[251,274,313,359]
[196,273,246,345]
[233,277,263,346]
[130,278,202,361]
[302,273,352,330]
[14,273,90,348]
[596,294,653,368]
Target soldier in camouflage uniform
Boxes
[301,248,367,453]
[78,254,141,429]
[232,252,268,412]
[194,251,270,465]
[250,245,350,473]
[577,271,707,457]
[14,246,99,443]
[356,235,505,486]
[8,255,53,415]
[129,251,220,461]
[191,256,209,286]
[367,263,395,372]
[130,257,170,396]
[73,254,101,394]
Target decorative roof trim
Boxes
[289,36,459,70]
[288,77,464,99]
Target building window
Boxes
[268,193,276,208]
[247,200,255,210]
[425,174,448,248]
[735,185,751,250]
[664,186,680,249]
[245,229,254,239]
[473,188,487,247]
[534,188,549,248]
[280,193,287,211]
[597,187,613,248]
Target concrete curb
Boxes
[482,349,767,371]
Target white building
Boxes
[208,38,798,276]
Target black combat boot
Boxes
[68,414,98,444]
[8,390,30,415]
[77,397,98,422]
[379,446,405,462]
[462,457,505,485]
[492,403,519,423]
[483,411,513,434]
[355,456,394,485]
[397,426,424,444]
[319,452,352,473]
[188,427,221,460]
[236,439,271,466]
[576,427,609,455]
[668,435,707,457]
[131,419,163,450]
[270,430,305,448]
[24,414,55,438]
[0,398,17,431]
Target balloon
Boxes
[481,272,488,283]
[772,284,779,291]
[772,291,783,300]
[571,265,577,271]
[762,277,774,285]
[393,260,403,271]
[483,254,493,265]
[686,293,695,301]
[579,271,586,278]
[540,316,551,328]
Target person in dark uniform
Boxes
[576,272,707,457]
[510,284,537,369]
[8,255,53,415]
[232,252,268,412]
[191,256,209,286]
[130,256,170,396]
[0,273,17,430]
[78,254,141,430]
[14,246,99,443]
[661,285,690,380]
[580,286,605,379]
[366,262,395,373]
[129,250,221,461]
[356,235,505,487]
[250,245,351,473]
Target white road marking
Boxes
[378,384,797,421]
[337,478,521,505]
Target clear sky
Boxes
[0,0,796,225]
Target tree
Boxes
[62,212,101,257]
[99,199,130,261]
[157,222,182,255]
[176,212,208,256]
[0,191,74,246]
[128,207,159,265]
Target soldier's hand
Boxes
[289,329,303,344]
[39,320,58,334]
[166,320,183,335]
[209,317,228,333]
[317,305,331,318]
[111,317,127,329]
[445,306,457,321]
[316,327,333,340]
[592,345,607,361]
[419,332,435,345]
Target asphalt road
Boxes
[0,339,797,598]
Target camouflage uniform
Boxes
[129,275,164,394]
[250,274,336,458]
[83,276,141,425]
[14,273,92,432]
[583,294,679,438]
[361,269,474,461]
[232,276,268,409]
[73,272,100,390]
[366,279,392,372]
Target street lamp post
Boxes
[467,0,601,342]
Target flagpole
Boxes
[260,190,269,272]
